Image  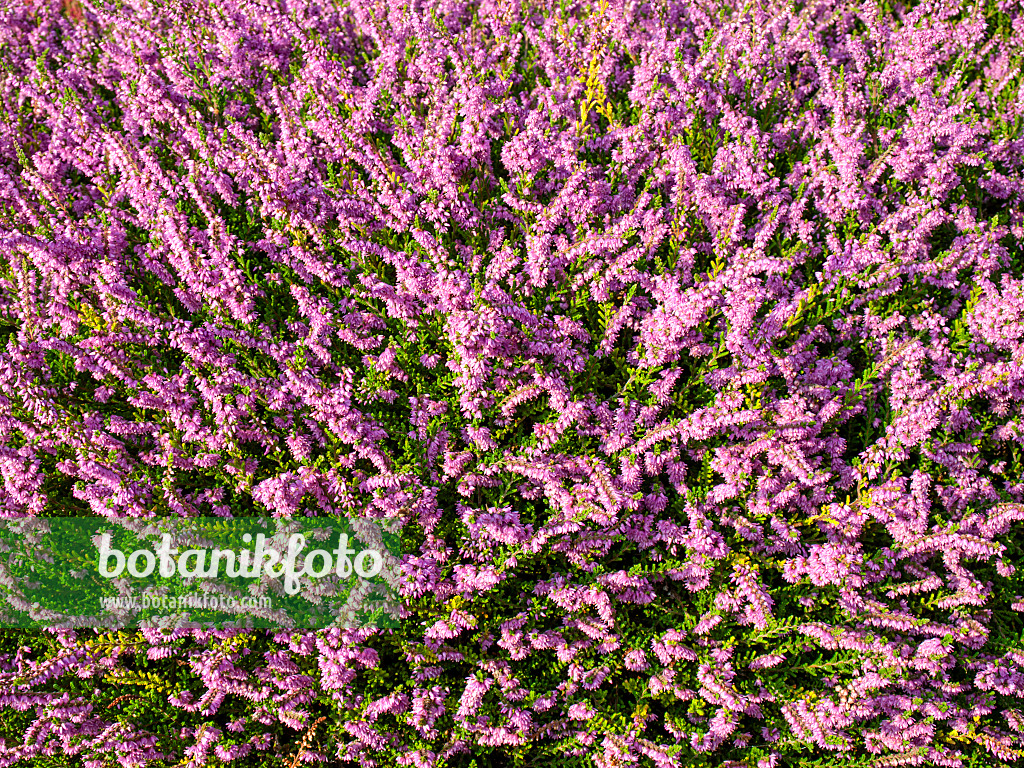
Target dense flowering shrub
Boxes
[1,0,1024,765]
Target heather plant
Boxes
[1,0,1024,766]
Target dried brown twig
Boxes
[286,716,327,768]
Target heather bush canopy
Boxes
[1,0,1024,766]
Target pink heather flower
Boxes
[624,648,649,672]
[567,702,596,721]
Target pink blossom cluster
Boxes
[1,0,1024,765]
